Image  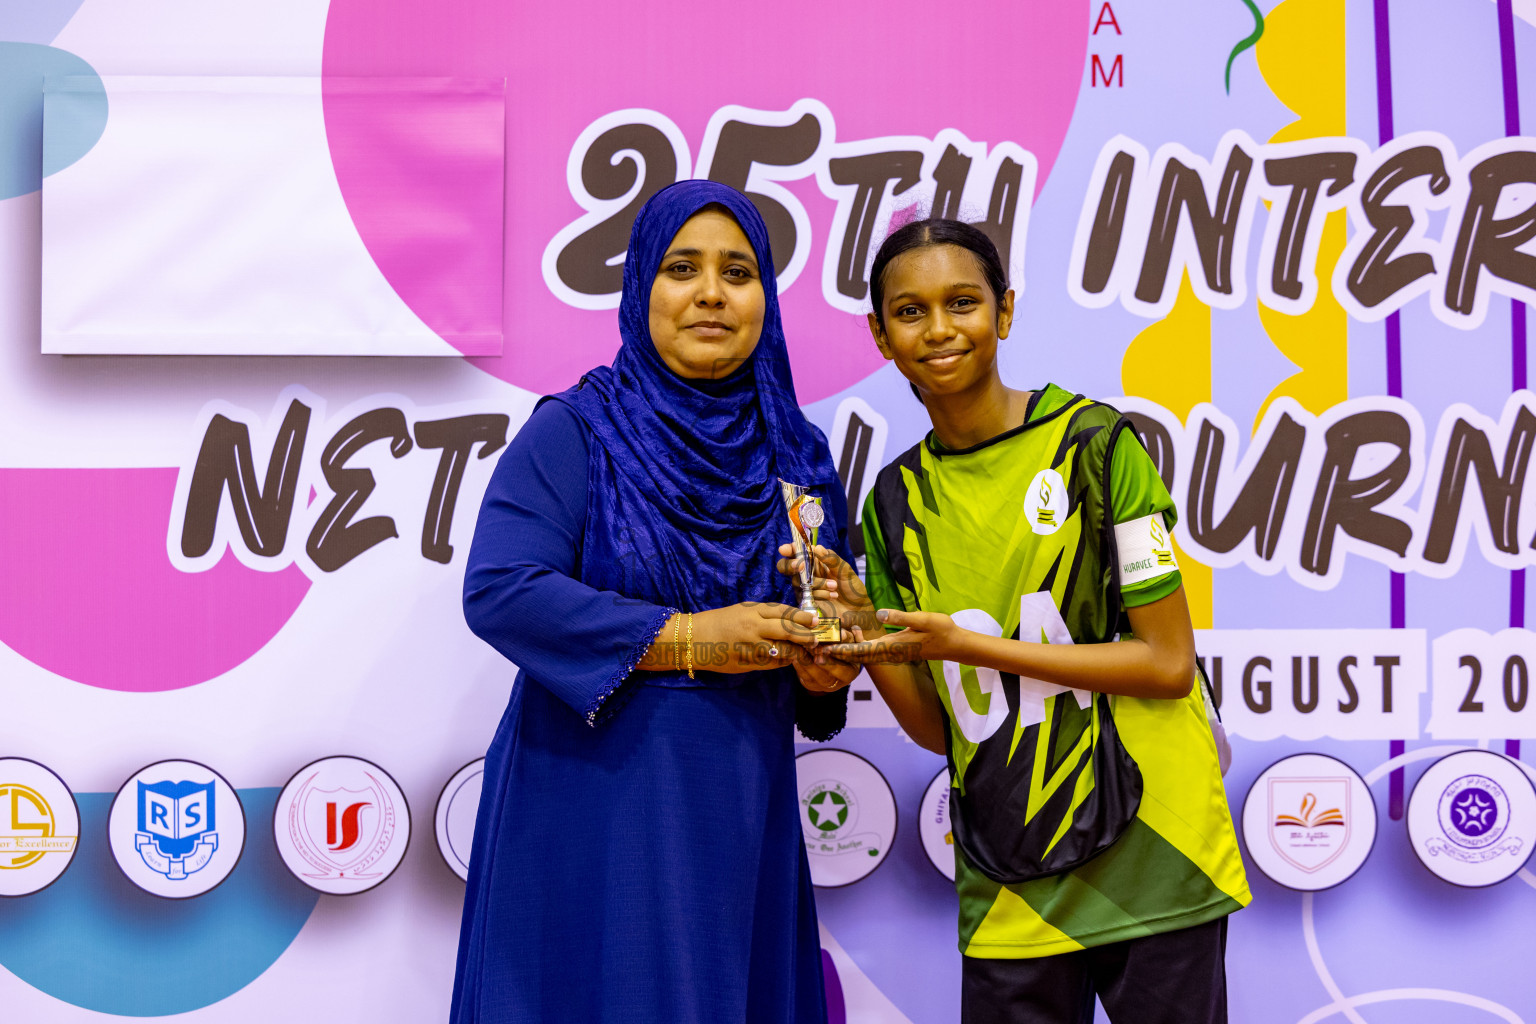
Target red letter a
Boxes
[1094,2,1122,35]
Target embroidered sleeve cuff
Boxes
[583,606,674,727]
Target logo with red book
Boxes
[1242,753,1375,891]
[273,757,410,895]
[1270,779,1350,873]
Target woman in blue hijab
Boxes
[451,181,855,1023]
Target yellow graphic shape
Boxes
[969,883,1079,952]
[1121,273,1213,627]
[1,783,57,870]
[1254,0,1348,422]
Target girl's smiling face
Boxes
[867,243,1015,398]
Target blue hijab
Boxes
[549,180,842,624]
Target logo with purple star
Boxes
[1437,775,1509,854]
[1449,786,1498,838]
[1409,750,1536,886]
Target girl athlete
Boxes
[786,219,1249,1024]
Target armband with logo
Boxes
[1114,513,1178,587]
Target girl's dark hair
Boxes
[868,218,1009,326]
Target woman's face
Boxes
[867,243,1014,398]
[648,208,767,380]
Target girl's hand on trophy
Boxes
[821,609,959,665]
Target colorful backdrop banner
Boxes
[4,1,1536,1022]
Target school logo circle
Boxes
[794,749,896,888]
[1022,469,1067,536]
[806,782,853,834]
[435,759,484,881]
[273,756,411,895]
[108,760,245,899]
[918,768,955,882]
[1442,777,1503,845]
[1241,753,1376,891]
[1408,750,1536,887]
[0,758,80,897]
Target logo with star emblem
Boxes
[794,749,898,888]
[1408,749,1536,887]
[1437,775,1509,852]
[803,782,855,837]
[1448,784,1499,839]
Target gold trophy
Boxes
[780,480,842,643]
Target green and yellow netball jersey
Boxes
[862,385,1250,958]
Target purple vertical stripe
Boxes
[1511,567,1524,772]
[1390,567,1405,820]
[1389,739,1406,818]
[1375,0,1401,398]
[1501,0,1525,398]
[1514,302,1528,393]
[1374,0,1400,399]
[1500,0,1525,768]
[1385,317,1403,400]
[1499,0,1522,138]
[820,949,846,1024]
[1373,0,1396,142]
[1374,0,1408,818]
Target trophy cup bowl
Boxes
[779,480,842,644]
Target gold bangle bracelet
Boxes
[670,613,682,670]
[685,612,695,680]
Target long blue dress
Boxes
[450,400,848,1023]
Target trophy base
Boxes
[812,616,842,643]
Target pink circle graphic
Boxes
[321,0,1088,401]
[0,469,310,692]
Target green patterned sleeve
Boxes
[860,489,912,629]
[1107,425,1183,608]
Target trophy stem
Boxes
[780,478,843,643]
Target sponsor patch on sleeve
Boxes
[1115,513,1178,587]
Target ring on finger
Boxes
[769,645,780,658]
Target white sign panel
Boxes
[1429,629,1536,740]
[1196,629,1426,740]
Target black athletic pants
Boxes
[960,916,1229,1024]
